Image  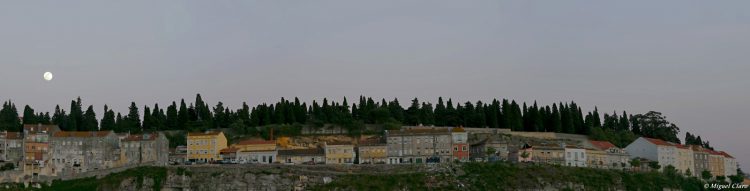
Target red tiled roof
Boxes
[23,124,60,133]
[235,139,275,145]
[719,151,734,158]
[187,131,222,136]
[220,147,239,153]
[123,133,159,141]
[674,144,690,149]
[52,131,112,138]
[1,131,22,139]
[278,148,325,156]
[643,137,673,146]
[590,140,617,150]
[451,127,466,132]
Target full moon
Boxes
[43,72,53,81]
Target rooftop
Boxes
[590,140,617,150]
[123,133,159,141]
[235,139,275,146]
[52,131,113,138]
[278,148,325,156]
[188,131,223,136]
[387,128,450,136]
[642,137,674,146]
[23,124,60,133]
[0,131,22,139]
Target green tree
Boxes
[81,105,98,131]
[22,105,36,124]
[124,102,142,133]
[166,102,178,130]
[100,105,116,131]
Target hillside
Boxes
[2,162,734,191]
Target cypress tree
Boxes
[22,105,36,124]
[100,105,116,131]
[82,105,98,131]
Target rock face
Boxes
[151,165,421,191]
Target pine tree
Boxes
[100,105,116,131]
[125,102,141,133]
[178,99,188,129]
[22,105,36,124]
[81,105,98,131]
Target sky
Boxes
[1,1,748,171]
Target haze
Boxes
[0,1,748,170]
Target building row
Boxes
[0,124,169,177]
[625,137,737,179]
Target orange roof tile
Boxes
[0,131,22,139]
[451,127,466,132]
[719,151,734,158]
[23,124,60,133]
[52,131,112,138]
[123,133,159,141]
[220,147,239,153]
[187,131,222,136]
[590,140,617,150]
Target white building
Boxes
[237,150,277,164]
[564,146,586,167]
[625,137,678,171]
[721,151,737,177]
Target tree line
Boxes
[0,95,712,148]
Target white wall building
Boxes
[625,137,677,171]
[565,147,587,167]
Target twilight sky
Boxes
[1,1,748,170]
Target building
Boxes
[49,131,121,176]
[565,146,587,167]
[278,148,325,164]
[121,133,169,166]
[0,131,23,165]
[675,144,695,175]
[509,143,533,163]
[450,127,469,162]
[169,145,187,165]
[469,136,509,162]
[325,142,355,164]
[357,138,387,164]
[707,150,725,177]
[691,145,710,177]
[532,143,564,165]
[625,137,678,172]
[233,139,277,164]
[187,131,228,163]
[720,151,737,178]
[590,140,629,169]
[386,128,452,164]
[219,147,238,163]
[22,124,60,176]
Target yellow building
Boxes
[675,144,694,175]
[187,131,228,163]
[707,150,725,177]
[531,144,564,165]
[325,142,355,164]
[586,149,608,168]
[357,139,387,164]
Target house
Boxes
[675,144,695,175]
[0,131,23,165]
[233,139,277,164]
[278,148,325,164]
[187,131,227,163]
[565,145,587,167]
[625,137,678,172]
[357,138,387,164]
[219,147,239,163]
[720,151,737,178]
[469,135,509,162]
[450,127,469,162]
[22,124,60,176]
[707,150,725,177]
[49,131,121,177]
[690,145,710,177]
[385,128,452,164]
[325,142,355,164]
[531,143,564,165]
[169,145,187,165]
[590,140,629,169]
[509,143,533,163]
[121,133,169,166]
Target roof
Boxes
[52,131,113,138]
[387,128,450,136]
[235,139,275,146]
[590,140,617,150]
[123,133,159,141]
[220,147,239,153]
[718,151,734,158]
[451,127,466,132]
[0,131,22,139]
[278,148,325,156]
[642,137,674,146]
[358,138,386,146]
[23,124,60,133]
[187,131,223,136]
[326,141,353,146]
[674,144,690,149]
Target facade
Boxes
[219,148,238,163]
[169,146,188,165]
[232,139,278,164]
[531,143,564,165]
[325,142,355,164]
[509,143,533,163]
[674,144,695,175]
[187,131,228,163]
[625,137,678,172]
[590,140,629,169]
[278,148,325,164]
[0,131,23,165]
[469,136,509,161]
[707,150,725,177]
[22,124,60,176]
[357,139,387,164]
[565,146,587,167]
[691,145,710,177]
[121,133,169,166]
[450,127,469,162]
[586,148,607,168]
[720,151,737,178]
[386,128,452,164]
[49,131,121,176]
